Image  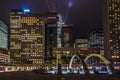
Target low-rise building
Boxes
[52,47,100,63]
[74,38,88,48]
[0,48,10,63]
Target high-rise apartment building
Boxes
[0,20,8,49]
[10,9,45,65]
[103,0,120,62]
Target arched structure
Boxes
[84,54,115,74]
[69,55,80,69]
[69,54,89,74]
[84,54,111,64]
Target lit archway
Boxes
[85,54,111,64]
[69,55,80,69]
[69,54,89,74]
[84,54,115,74]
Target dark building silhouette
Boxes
[45,12,58,60]
[103,0,120,62]
[62,24,73,47]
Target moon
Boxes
[68,1,72,8]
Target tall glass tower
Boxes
[103,0,120,63]
[0,20,8,49]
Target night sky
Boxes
[0,0,103,38]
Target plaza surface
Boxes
[0,71,119,80]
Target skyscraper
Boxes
[0,20,8,49]
[103,0,120,62]
[10,9,45,65]
[45,12,57,60]
[57,14,64,48]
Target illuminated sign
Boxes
[24,9,30,12]
[23,8,30,14]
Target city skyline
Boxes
[0,0,120,80]
[0,0,119,63]
[0,0,102,38]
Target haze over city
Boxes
[0,0,102,37]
